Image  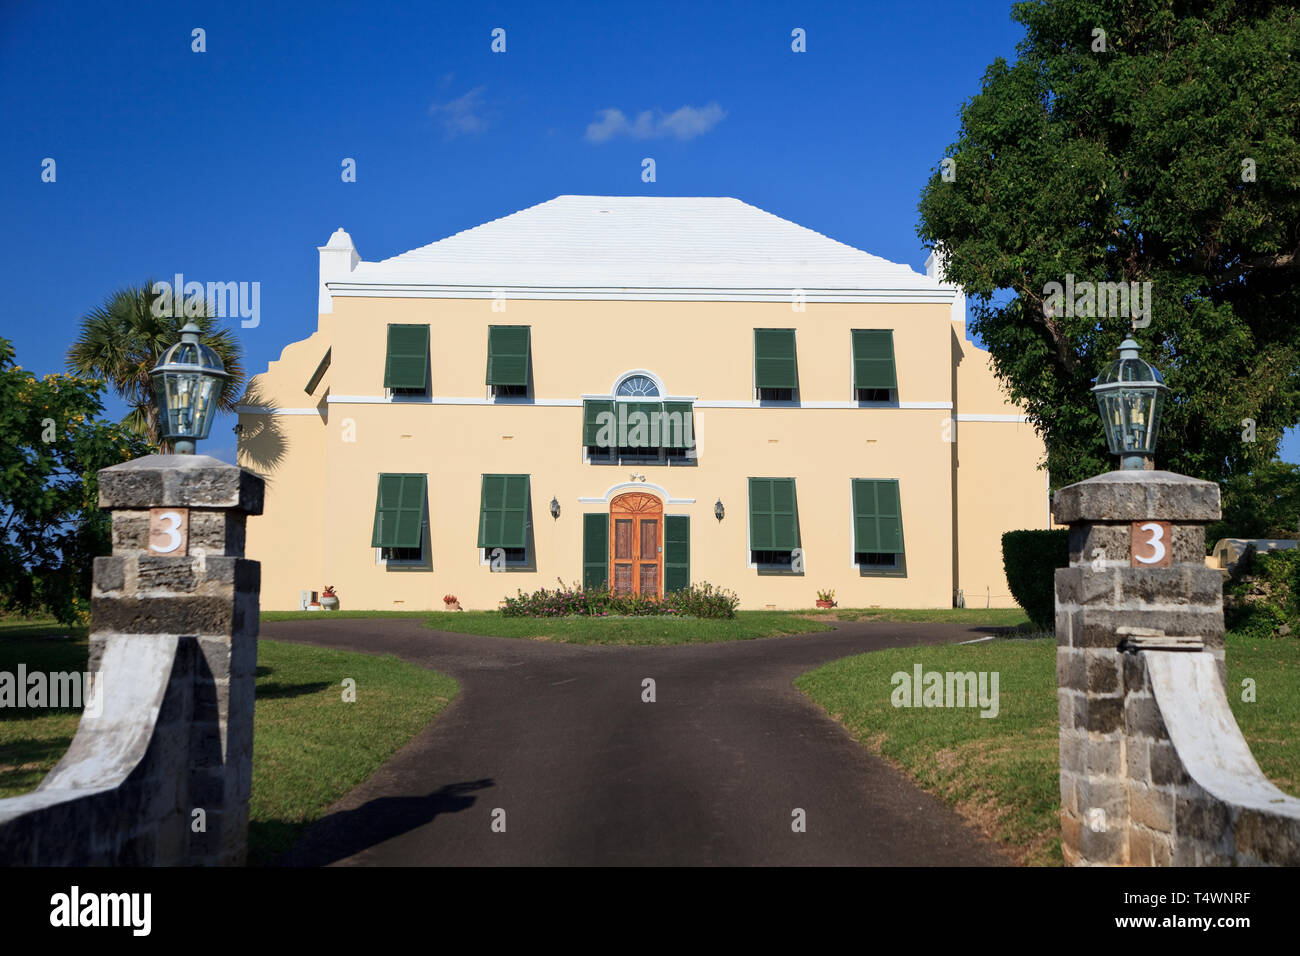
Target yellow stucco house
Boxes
[236,195,1048,611]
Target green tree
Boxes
[66,280,246,449]
[918,0,1300,490]
[0,338,150,623]
[1206,459,1300,544]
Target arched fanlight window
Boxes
[615,373,660,397]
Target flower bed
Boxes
[500,582,739,619]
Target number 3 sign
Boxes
[149,507,189,556]
[1130,520,1172,567]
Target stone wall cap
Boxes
[1052,470,1220,524]
[98,454,264,514]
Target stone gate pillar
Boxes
[92,454,263,864]
[1054,470,1300,866]
[1053,470,1223,865]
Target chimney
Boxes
[318,228,360,315]
[925,246,967,334]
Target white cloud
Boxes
[429,87,489,138]
[585,102,725,143]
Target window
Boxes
[856,387,891,402]
[749,477,801,572]
[486,326,531,398]
[478,474,532,568]
[754,329,799,401]
[616,374,659,397]
[582,397,696,465]
[852,478,905,575]
[383,324,430,396]
[381,546,423,562]
[371,474,429,566]
[852,330,897,402]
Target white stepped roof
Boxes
[329,196,950,299]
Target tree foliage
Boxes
[0,338,150,622]
[66,280,245,449]
[918,0,1300,489]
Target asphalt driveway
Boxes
[263,618,1010,866]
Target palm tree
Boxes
[67,280,246,450]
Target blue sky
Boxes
[2,0,1296,465]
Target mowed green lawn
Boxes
[796,633,1300,866]
[0,618,458,865]
[262,606,1026,645]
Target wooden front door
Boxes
[610,492,663,597]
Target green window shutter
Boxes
[478,474,530,548]
[662,401,694,449]
[853,479,904,553]
[623,401,662,448]
[582,513,609,590]
[371,474,427,548]
[383,324,430,390]
[749,477,800,550]
[583,399,614,447]
[754,329,798,389]
[665,515,690,592]
[486,326,530,386]
[852,330,897,390]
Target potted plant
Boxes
[815,588,836,609]
[443,593,462,611]
[320,586,340,611]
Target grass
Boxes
[260,606,1026,645]
[247,639,457,864]
[0,618,89,796]
[0,616,458,865]
[802,607,1029,626]
[796,632,1300,866]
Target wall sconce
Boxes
[232,422,244,436]
[550,495,561,519]
[714,498,725,521]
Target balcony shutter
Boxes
[754,329,798,389]
[582,514,609,589]
[371,474,427,548]
[749,477,800,550]
[478,474,530,548]
[622,401,662,448]
[383,324,429,390]
[664,515,690,592]
[853,479,904,553]
[852,330,897,390]
[486,326,530,386]
[583,399,614,447]
[661,401,694,449]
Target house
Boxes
[236,195,1048,611]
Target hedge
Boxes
[1224,547,1300,639]
[1001,529,1070,629]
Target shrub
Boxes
[1225,547,1300,639]
[500,581,739,619]
[1001,529,1070,630]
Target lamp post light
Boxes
[1091,337,1168,471]
[149,322,230,455]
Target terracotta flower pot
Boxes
[816,600,835,609]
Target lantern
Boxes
[1091,338,1168,470]
[149,322,230,454]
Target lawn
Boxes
[261,606,1026,645]
[796,632,1300,866]
[0,617,458,865]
